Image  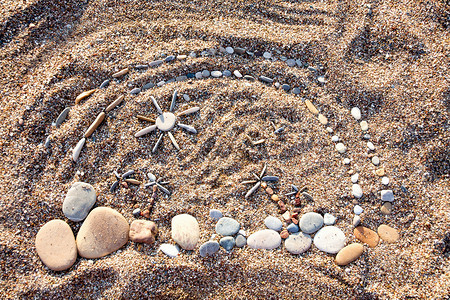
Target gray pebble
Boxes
[263,52,272,59]
[285,232,312,254]
[280,56,287,61]
[219,236,235,251]
[286,59,296,67]
[130,88,141,95]
[259,76,274,84]
[133,208,141,217]
[166,78,175,84]
[202,70,210,77]
[281,84,290,91]
[274,82,280,88]
[195,72,203,79]
[211,71,222,78]
[299,212,323,234]
[244,75,255,81]
[189,51,196,58]
[353,215,361,227]
[363,134,371,140]
[287,223,300,233]
[323,213,336,225]
[157,81,165,87]
[149,60,163,67]
[296,59,304,67]
[55,107,70,127]
[183,94,190,101]
[142,82,155,90]
[215,217,240,236]
[264,216,282,231]
[223,70,231,77]
[63,182,96,222]
[381,190,394,202]
[199,241,219,257]
[261,176,279,182]
[110,181,119,192]
[176,75,187,82]
[135,64,148,69]
[122,170,135,179]
[225,47,234,54]
[209,209,223,221]
[44,136,51,148]
[235,235,247,248]
[164,55,175,62]
[234,47,246,55]
[99,80,110,89]
[292,87,301,94]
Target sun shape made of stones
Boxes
[135,90,200,152]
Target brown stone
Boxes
[271,194,279,202]
[292,218,299,225]
[280,230,289,239]
[84,112,106,138]
[335,243,364,266]
[129,220,158,244]
[380,202,392,215]
[112,67,129,78]
[75,89,96,105]
[354,226,380,248]
[377,224,399,243]
[265,187,274,195]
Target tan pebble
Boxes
[335,243,364,266]
[141,209,150,218]
[112,68,129,78]
[125,178,141,185]
[377,224,399,243]
[121,181,128,188]
[282,211,291,221]
[305,100,319,115]
[380,202,392,215]
[271,194,279,202]
[354,226,380,248]
[375,168,385,177]
[265,187,274,195]
[261,182,267,189]
[177,55,187,60]
[84,112,106,138]
[280,230,289,239]
[133,204,139,209]
[348,170,354,175]
[75,89,96,105]
[360,121,369,131]
[318,114,328,125]
[129,220,158,244]
[105,95,124,113]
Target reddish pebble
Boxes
[141,209,150,218]
[261,182,268,189]
[292,208,301,213]
[292,218,299,225]
[271,194,279,202]
[280,230,289,239]
[266,187,274,195]
[121,181,128,188]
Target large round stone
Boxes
[156,112,176,131]
[284,232,312,254]
[63,182,96,222]
[247,229,281,250]
[171,214,200,250]
[299,212,324,234]
[215,217,240,236]
[35,219,77,271]
[76,207,129,258]
[313,226,346,254]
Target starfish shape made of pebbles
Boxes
[241,163,279,198]
[135,90,200,152]
[144,172,171,195]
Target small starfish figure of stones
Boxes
[144,172,171,195]
[135,89,199,152]
[241,163,279,198]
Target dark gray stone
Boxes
[219,236,235,251]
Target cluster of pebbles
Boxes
[36,45,401,271]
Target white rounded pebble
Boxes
[353,215,361,227]
[313,226,346,254]
[285,232,312,254]
[159,244,179,257]
[351,107,361,120]
[351,174,359,183]
[372,156,380,165]
[225,47,234,54]
[238,229,247,237]
[367,142,375,150]
[352,184,363,198]
[331,135,339,142]
[323,213,336,225]
[360,121,369,131]
[343,158,351,165]
[382,177,390,185]
[326,127,333,133]
[247,229,281,250]
[317,76,326,83]
[336,143,347,153]
[263,52,272,59]
[354,205,363,215]
[211,71,222,78]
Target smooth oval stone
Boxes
[286,59,296,67]
[211,70,222,78]
[381,190,394,202]
[354,226,379,248]
[223,70,231,77]
[367,141,375,150]
[372,156,380,165]
[209,209,223,221]
[35,219,77,271]
[76,207,129,258]
[351,107,361,120]
[55,107,70,126]
[318,114,328,125]
[287,223,300,233]
[360,121,369,131]
[247,229,281,250]
[313,226,346,254]
[233,70,242,78]
[354,205,363,215]
[352,184,363,198]
[335,243,364,265]
[63,182,96,222]
[235,235,247,248]
[234,47,246,54]
[220,236,235,251]
[281,84,290,91]
[382,176,390,185]
[202,70,210,77]
[199,241,220,257]
[259,75,273,84]
[225,47,234,54]
[195,72,203,79]
[285,232,312,254]
[130,88,141,95]
[377,224,399,243]
[215,217,240,236]
[164,55,175,62]
[142,82,155,90]
[336,143,347,153]
[380,202,392,215]
[129,220,158,244]
[300,212,324,234]
[160,244,179,257]
[263,52,272,59]
[343,158,351,165]
[264,216,282,231]
[351,173,359,183]
[353,215,361,227]
[171,214,200,250]
[292,87,301,94]
[331,135,339,142]
[149,60,163,67]
[323,213,336,225]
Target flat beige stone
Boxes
[35,219,77,271]
[305,100,319,115]
[75,89,96,105]
[381,202,392,215]
[76,207,129,258]
[335,243,364,266]
[171,214,199,250]
[354,226,379,248]
[129,220,158,244]
[378,224,399,243]
[318,114,328,125]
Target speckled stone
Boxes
[63,182,96,222]
[264,216,283,231]
[199,241,220,257]
[285,232,312,254]
[377,224,399,243]
[313,226,346,254]
[235,234,247,248]
[35,219,77,271]
[335,243,364,266]
[215,217,240,236]
[76,207,129,259]
[354,226,380,248]
[219,236,236,251]
[381,202,392,215]
[209,209,223,221]
[299,212,323,234]
[129,220,158,244]
[171,214,200,250]
[247,229,281,250]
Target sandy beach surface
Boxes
[0,0,449,299]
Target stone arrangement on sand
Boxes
[36,45,401,271]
